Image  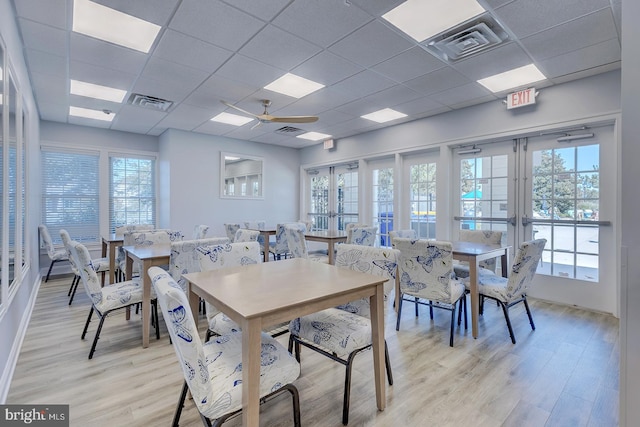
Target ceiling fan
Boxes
[221,99,319,129]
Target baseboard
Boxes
[0,276,42,403]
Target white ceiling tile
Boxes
[110,104,167,134]
[140,57,209,100]
[38,101,72,122]
[329,20,414,67]
[538,38,621,79]
[153,30,233,73]
[69,60,137,92]
[183,75,256,109]
[24,49,67,78]
[392,97,449,116]
[330,70,397,99]
[359,85,423,109]
[220,0,291,21]
[453,42,533,81]
[405,68,472,96]
[348,0,406,17]
[70,33,148,76]
[14,0,67,29]
[92,0,181,25]
[291,51,364,86]
[215,54,286,88]
[131,76,197,106]
[68,115,113,128]
[30,72,68,106]
[239,25,322,70]
[372,47,445,83]
[429,83,494,107]
[18,18,67,57]
[154,103,219,132]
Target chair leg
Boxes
[384,341,393,385]
[81,307,94,340]
[284,383,302,427]
[45,259,58,282]
[88,313,107,359]
[415,296,419,317]
[449,305,456,347]
[153,300,161,340]
[500,302,516,344]
[523,296,536,331]
[342,352,358,425]
[67,275,76,296]
[68,276,80,305]
[395,295,404,331]
[463,296,468,329]
[172,381,189,427]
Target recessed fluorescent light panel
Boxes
[361,108,408,123]
[70,80,127,103]
[382,0,485,42]
[297,132,332,141]
[264,73,325,98]
[211,112,254,126]
[72,0,161,53]
[477,64,546,93]
[69,106,114,122]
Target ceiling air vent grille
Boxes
[275,126,305,136]
[127,93,174,112]
[423,14,509,62]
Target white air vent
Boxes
[423,14,509,62]
[275,126,305,136]
[127,93,173,112]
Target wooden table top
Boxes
[305,230,348,239]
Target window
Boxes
[371,159,394,246]
[41,148,100,244]
[109,155,156,232]
[409,160,437,239]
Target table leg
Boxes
[501,249,509,278]
[327,242,335,264]
[263,234,270,263]
[126,256,133,321]
[141,260,151,349]
[108,243,117,285]
[370,282,386,411]
[241,318,262,426]
[187,283,199,325]
[469,258,479,339]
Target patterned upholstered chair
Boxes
[453,230,504,279]
[223,223,241,243]
[297,219,313,232]
[288,244,399,425]
[114,224,154,237]
[284,223,310,259]
[191,224,209,240]
[168,237,230,292]
[69,240,159,359]
[116,229,182,281]
[393,238,467,347]
[60,229,110,305]
[388,229,417,246]
[233,228,260,243]
[347,226,378,246]
[243,220,266,244]
[148,267,301,427]
[269,223,293,260]
[38,224,69,282]
[196,242,287,338]
[344,223,367,243]
[464,239,547,344]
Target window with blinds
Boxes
[109,155,156,233]
[41,149,100,244]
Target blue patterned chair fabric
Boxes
[388,229,417,246]
[60,229,110,304]
[284,223,309,259]
[288,244,399,424]
[168,237,230,292]
[116,229,183,279]
[38,224,69,282]
[192,224,210,240]
[392,237,467,347]
[233,228,260,243]
[243,220,266,245]
[348,226,378,246]
[69,240,159,359]
[344,223,368,244]
[453,229,504,279]
[223,223,241,243]
[148,267,301,426]
[114,224,154,237]
[464,238,547,344]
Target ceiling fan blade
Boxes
[250,121,263,130]
[268,115,319,124]
[220,100,259,118]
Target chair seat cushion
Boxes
[453,263,497,279]
[208,313,288,337]
[51,248,68,261]
[93,278,146,312]
[289,308,373,357]
[200,331,300,420]
[465,274,509,302]
[91,257,110,273]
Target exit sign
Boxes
[506,88,537,109]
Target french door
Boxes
[307,164,359,231]
[453,123,617,314]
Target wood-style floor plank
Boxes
[7,275,619,426]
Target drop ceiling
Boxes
[12,0,622,148]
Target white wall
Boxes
[158,129,301,238]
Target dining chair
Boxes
[388,229,417,245]
[196,241,288,339]
[191,224,210,240]
[243,220,266,241]
[148,266,301,427]
[168,237,230,293]
[114,224,154,237]
[69,240,160,359]
[116,229,181,281]
[60,229,110,305]
[38,224,69,282]
[233,228,260,243]
[453,230,504,279]
[285,224,329,263]
[393,238,467,347]
[347,226,378,246]
[223,223,241,242]
[465,238,547,344]
[344,223,368,243]
[288,244,398,425]
[297,219,313,232]
[269,223,292,260]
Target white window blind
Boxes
[109,155,156,233]
[41,148,100,244]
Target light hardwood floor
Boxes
[8,274,619,426]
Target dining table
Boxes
[101,233,124,285]
[123,244,171,348]
[184,257,388,427]
[304,230,348,264]
[452,241,510,339]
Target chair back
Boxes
[234,229,260,242]
[128,229,183,246]
[284,223,308,259]
[59,229,79,274]
[272,223,291,254]
[335,244,400,318]
[114,224,154,237]
[196,242,262,322]
[244,221,266,245]
[148,267,214,415]
[38,224,59,258]
[348,226,378,246]
[224,223,241,242]
[459,230,503,272]
[68,240,103,306]
[298,219,313,232]
[345,223,367,243]
[169,237,230,292]
[393,238,457,303]
[505,239,547,302]
[192,224,210,240]
[388,229,417,245]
